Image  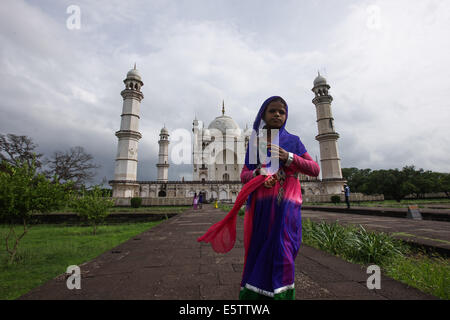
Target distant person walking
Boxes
[193,193,198,210]
[343,184,351,209]
[198,193,203,209]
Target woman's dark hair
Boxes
[271,97,287,107]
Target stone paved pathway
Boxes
[19,204,439,300]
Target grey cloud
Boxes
[1,0,449,189]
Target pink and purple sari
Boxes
[198,96,320,299]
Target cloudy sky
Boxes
[1,0,449,184]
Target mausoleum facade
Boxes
[110,67,355,205]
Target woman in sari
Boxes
[193,192,198,210]
[198,96,320,300]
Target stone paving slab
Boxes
[19,205,438,300]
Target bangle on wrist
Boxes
[285,152,294,167]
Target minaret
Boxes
[312,72,345,194]
[192,114,201,180]
[156,126,170,182]
[111,65,143,197]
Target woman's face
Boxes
[263,101,286,129]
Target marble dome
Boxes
[313,73,327,87]
[208,115,240,136]
[202,128,211,139]
[127,68,142,81]
[244,125,253,137]
[160,127,169,135]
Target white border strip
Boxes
[274,283,295,294]
[245,284,274,297]
[241,283,295,298]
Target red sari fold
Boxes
[197,174,270,253]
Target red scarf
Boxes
[197,174,271,253]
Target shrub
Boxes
[302,220,406,265]
[301,219,316,243]
[344,225,404,264]
[0,159,71,264]
[71,186,114,235]
[130,197,142,208]
[331,195,341,204]
[309,221,348,255]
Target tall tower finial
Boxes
[222,100,225,116]
[134,63,136,70]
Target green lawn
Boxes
[0,221,164,300]
[383,251,449,299]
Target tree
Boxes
[364,169,414,202]
[0,134,43,170]
[401,166,420,198]
[414,170,438,198]
[0,159,70,264]
[435,173,450,198]
[45,146,100,189]
[71,186,114,235]
[342,167,372,193]
[443,174,450,198]
[344,165,449,200]
[401,166,440,198]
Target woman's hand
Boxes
[268,143,289,162]
[263,175,277,188]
